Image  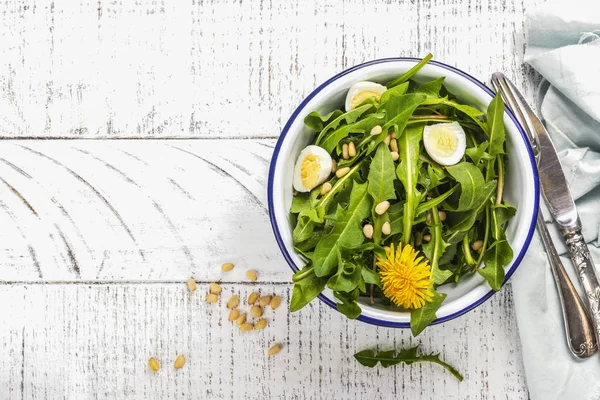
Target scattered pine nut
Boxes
[382,221,391,235]
[472,240,484,252]
[438,211,447,221]
[320,182,332,195]
[148,357,160,372]
[391,131,397,139]
[342,143,349,160]
[259,295,272,308]
[250,305,263,318]
[236,313,247,326]
[206,293,219,303]
[248,292,259,305]
[174,355,186,370]
[423,234,432,242]
[239,323,254,332]
[209,282,222,295]
[221,263,234,272]
[391,151,399,161]
[383,134,391,146]
[336,167,350,178]
[227,295,240,309]
[187,278,197,292]
[363,224,374,239]
[268,344,281,356]
[370,125,382,136]
[228,309,240,322]
[348,141,356,157]
[246,270,258,281]
[254,319,268,330]
[375,201,390,215]
[331,159,337,173]
[270,296,281,310]
[426,212,432,225]
[390,138,399,153]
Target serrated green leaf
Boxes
[478,240,513,291]
[380,82,409,104]
[486,92,506,157]
[312,181,373,277]
[466,141,495,166]
[386,53,433,88]
[368,143,397,203]
[320,113,386,154]
[315,104,374,145]
[416,77,445,99]
[353,344,463,381]
[290,266,328,312]
[397,124,424,245]
[304,109,344,132]
[410,291,447,336]
[446,163,496,212]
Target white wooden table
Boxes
[0,0,541,398]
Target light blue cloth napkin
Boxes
[512,1,600,399]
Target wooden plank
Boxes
[0,0,542,139]
[0,139,285,281]
[0,282,528,399]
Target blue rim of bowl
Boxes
[267,57,540,328]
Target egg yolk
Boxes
[300,155,321,190]
[351,91,381,109]
[426,127,458,157]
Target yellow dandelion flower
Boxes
[376,243,434,309]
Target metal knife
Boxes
[491,72,600,355]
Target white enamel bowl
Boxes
[268,58,539,327]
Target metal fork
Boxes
[491,75,598,358]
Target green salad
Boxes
[289,54,515,336]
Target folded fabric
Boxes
[511,1,600,399]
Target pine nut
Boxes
[268,344,281,356]
[320,182,332,195]
[148,357,160,372]
[348,141,356,157]
[228,309,240,322]
[382,221,391,235]
[423,234,432,242]
[472,240,484,252]
[221,263,234,272]
[248,292,259,305]
[390,138,399,153]
[370,125,382,136]
[239,322,254,332]
[174,355,186,370]
[250,305,263,318]
[438,211,447,221]
[246,269,258,281]
[363,224,374,239]
[206,293,219,303]
[342,143,349,160]
[426,212,432,225]
[236,313,247,326]
[391,151,399,161]
[187,277,197,292]
[254,319,267,330]
[375,201,390,215]
[226,295,240,309]
[336,167,350,178]
[383,134,391,146]
[391,131,397,139]
[270,296,281,310]
[259,295,272,307]
[331,159,337,173]
[209,282,222,295]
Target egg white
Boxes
[292,145,333,192]
[423,121,467,166]
[345,81,387,112]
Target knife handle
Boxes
[538,212,598,358]
[564,228,600,345]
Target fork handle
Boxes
[538,213,598,358]
[563,227,600,349]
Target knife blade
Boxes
[491,72,600,347]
